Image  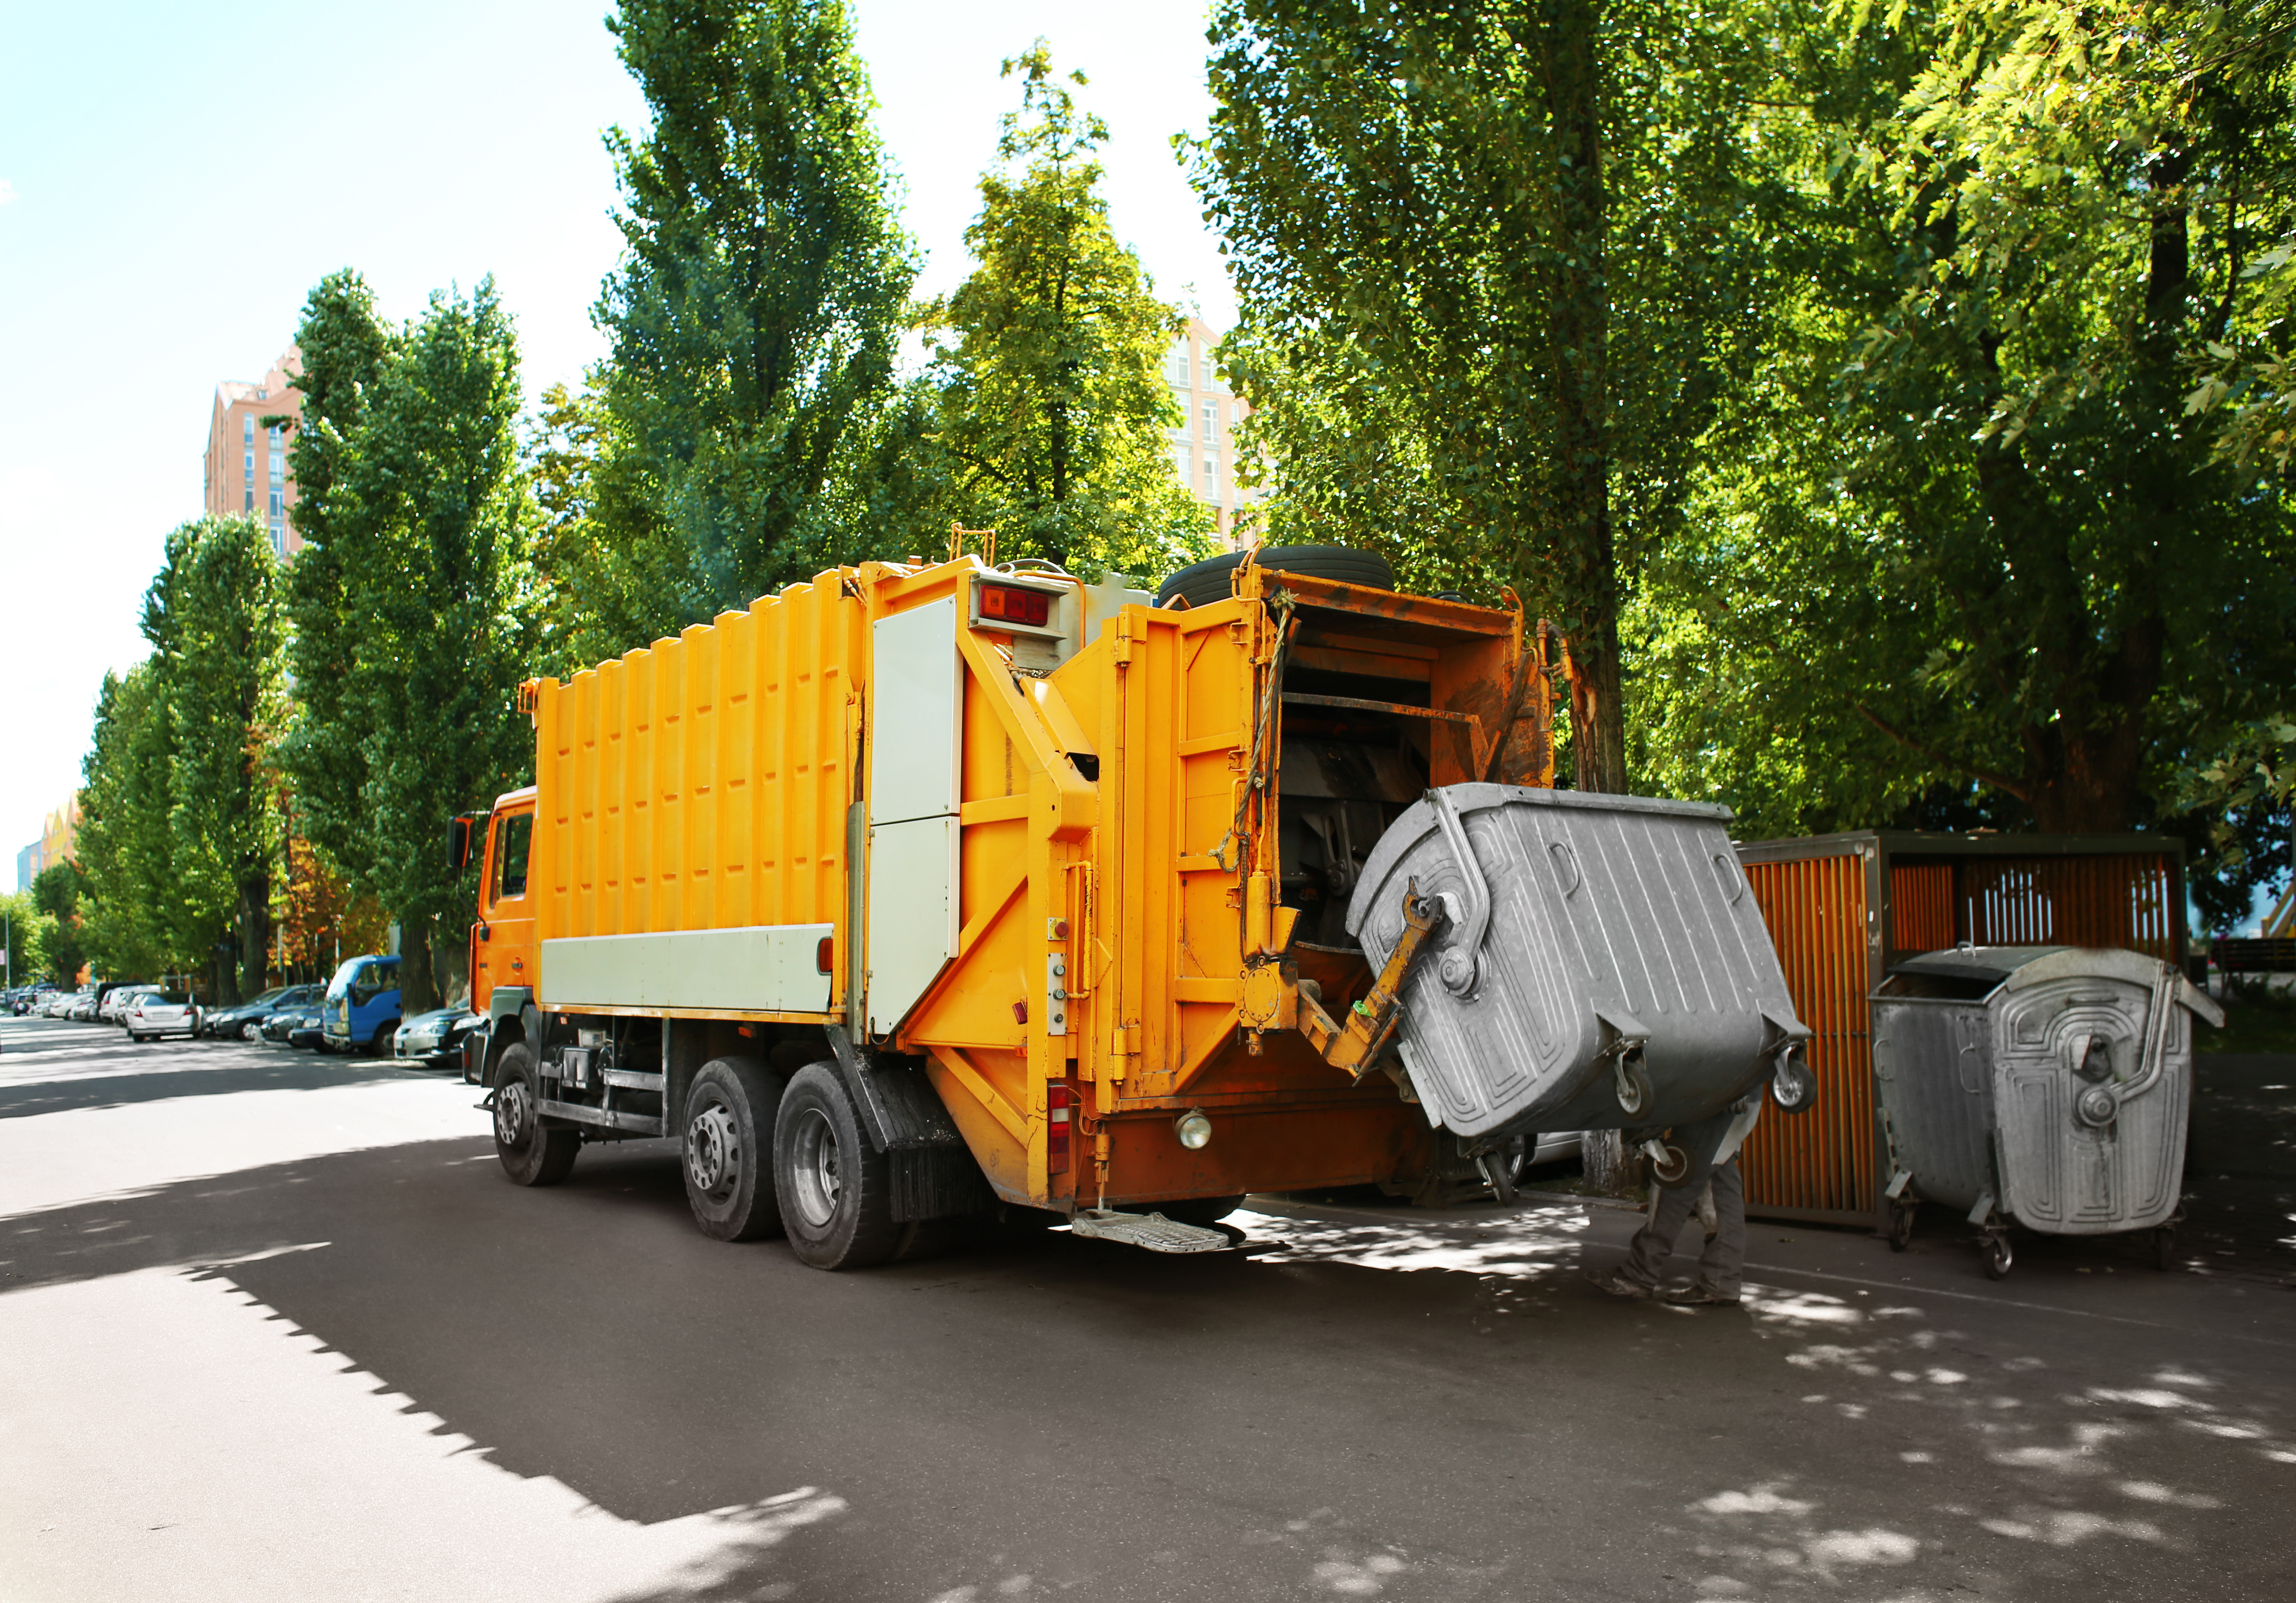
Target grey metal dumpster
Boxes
[1347,784,1817,1153]
[1871,945,2224,1278]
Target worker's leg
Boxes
[1619,1170,1706,1288]
[1691,1158,1747,1298]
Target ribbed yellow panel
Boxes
[535,576,864,982]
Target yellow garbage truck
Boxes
[457,545,1813,1268]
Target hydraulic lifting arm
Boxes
[1294,879,1443,1081]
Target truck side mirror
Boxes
[448,814,481,871]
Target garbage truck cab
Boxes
[456,545,1814,1268]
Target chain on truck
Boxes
[453,543,1818,1269]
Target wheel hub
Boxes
[495,1078,532,1147]
[789,1107,842,1228]
[688,1102,740,1196]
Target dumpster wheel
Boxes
[1981,1233,2013,1280]
[1887,1199,1917,1252]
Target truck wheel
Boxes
[494,1042,578,1186]
[774,1063,902,1270]
[684,1057,788,1242]
[1155,544,1397,609]
[372,1024,395,1059]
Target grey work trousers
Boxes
[1621,1145,1747,1297]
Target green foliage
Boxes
[0,888,49,989]
[1630,0,2296,852]
[74,518,287,997]
[528,377,686,667]
[28,862,85,984]
[282,278,543,1011]
[598,0,917,617]
[1191,0,1781,789]
[282,270,393,885]
[924,45,1216,579]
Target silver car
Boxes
[125,990,200,1042]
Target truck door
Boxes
[476,803,537,1010]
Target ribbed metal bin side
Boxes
[1351,784,1796,1141]
[1740,852,1877,1222]
[1960,856,2180,961]
[1987,951,2196,1235]
[1871,997,1996,1215]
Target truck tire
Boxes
[493,1042,578,1186]
[1155,544,1396,609]
[773,1062,903,1270]
[684,1057,788,1242]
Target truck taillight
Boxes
[979,583,1052,628]
[816,935,834,975]
[1048,1083,1071,1173]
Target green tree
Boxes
[1192,0,1779,792]
[30,862,88,986]
[599,0,917,616]
[75,665,170,981]
[925,45,1215,576]
[281,270,394,888]
[529,376,685,667]
[0,888,49,991]
[1629,0,2296,852]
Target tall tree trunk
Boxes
[1544,0,1624,797]
[400,920,437,1016]
[237,863,269,1002]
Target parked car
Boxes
[205,985,314,1041]
[392,1007,480,1071]
[321,954,401,1057]
[101,984,161,1024]
[286,1006,331,1051]
[65,990,100,1021]
[124,989,199,1042]
[264,998,324,1044]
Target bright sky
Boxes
[0,0,1233,862]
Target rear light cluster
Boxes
[1048,1084,1071,1173]
[978,583,1052,628]
[816,935,834,975]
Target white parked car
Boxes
[125,990,199,1042]
[101,984,160,1024]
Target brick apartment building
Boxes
[202,348,303,557]
[1165,317,1260,545]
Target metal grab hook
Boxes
[2072,964,2179,1130]
[1426,788,1493,995]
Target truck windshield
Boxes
[326,958,368,1001]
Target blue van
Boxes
[323,954,402,1057]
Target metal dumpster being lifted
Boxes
[1347,784,1820,1157]
[1871,945,2224,1278]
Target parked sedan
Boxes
[261,999,323,1044]
[206,985,316,1041]
[392,1008,481,1071]
[284,1004,331,1050]
[125,990,200,1042]
[103,984,161,1024]
[64,990,100,1021]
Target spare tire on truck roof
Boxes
[1154,544,1396,609]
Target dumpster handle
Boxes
[2079,963,2179,1126]
[1426,788,1493,995]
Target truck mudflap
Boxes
[1339,784,1816,1144]
[823,1024,995,1223]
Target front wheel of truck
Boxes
[684,1057,787,1242]
[774,1063,902,1270]
[494,1043,578,1186]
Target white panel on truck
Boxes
[866,814,958,1035]
[868,597,960,827]
[540,925,835,1013]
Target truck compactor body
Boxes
[459,549,1792,1267]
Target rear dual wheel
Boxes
[683,1058,788,1242]
[774,1063,905,1270]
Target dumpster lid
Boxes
[1887,946,2068,985]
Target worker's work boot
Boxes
[1585,1268,1656,1299]
[1661,1282,1740,1307]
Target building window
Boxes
[269,521,285,557]
[1167,341,1191,388]
[244,449,254,484]
[1201,400,1219,443]
[244,489,254,513]
[1173,446,1192,484]
[1200,350,1218,391]
[1204,453,1220,493]
[268,424,281,445]
[270,450,284,485]
[269,488,284,518]
[242,415,254,446]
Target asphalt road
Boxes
[1,1016,2291,1603]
